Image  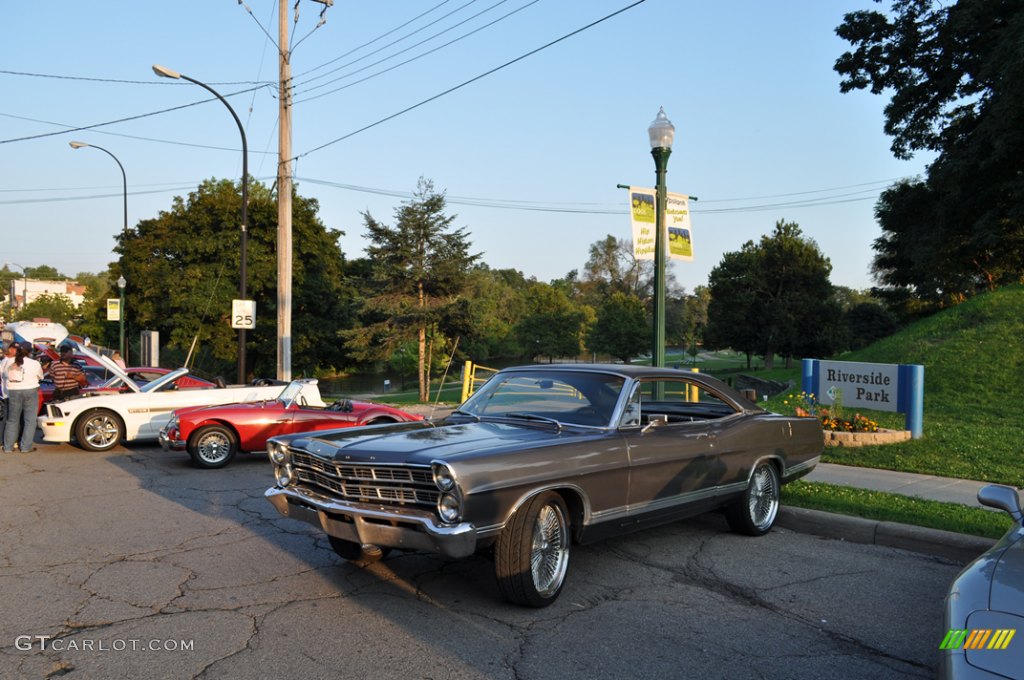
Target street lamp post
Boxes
[153,64,249,384]
[648,107,675,369]
[69,142,128,237]
[5,262,27,313]
[117,275,126,362]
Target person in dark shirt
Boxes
[48,346,87,400]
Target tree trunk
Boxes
[764,349,775,370]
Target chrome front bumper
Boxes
[157,428,185,451]
[265,485,478,559]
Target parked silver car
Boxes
[940,485,1023,678]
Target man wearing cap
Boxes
[49,346,88,401]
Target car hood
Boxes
[175,400,278,418]
[285,419,597,465]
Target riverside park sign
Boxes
[802,359,924,438]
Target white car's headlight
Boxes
[437,493,462,524]
[267,440,288,465]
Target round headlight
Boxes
[267,441,287,465]
[276,465,295,488]
[432,461,455,491]
[437,493,461,523]
[166,415,179,430]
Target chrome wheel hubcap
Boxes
[85,416,118,449]
[531,503,569,597]
[198,432,231,463]
[749,466,779,530]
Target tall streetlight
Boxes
[153,64,249,384]
[68,142,128,238]
[5,262,27,313]
[648,107,674,369]
[117,275,126,362]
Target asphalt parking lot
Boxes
[1,441,963,679]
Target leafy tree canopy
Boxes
[836,0,1024,303]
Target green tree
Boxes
[25,265,65,280]
[346,178,479,400]
[706,221,840,369]
[516,283,589,362]
[14,292,78,324]
[459,265,531,361]
[836,0,1024,304]
[586,292,647,363]
[122,178,351,378]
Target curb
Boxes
[777,506,996,564]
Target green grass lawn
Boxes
[782,481,1013,539]
[765,285,1024,488]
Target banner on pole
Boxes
[666,192,693,261]
[106,299,121,321]
[629,186,656,261]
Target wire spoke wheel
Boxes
[530,503,570,598]
[748,465,780,532]
[496,491,572,607]
[727,462,780,536]
[188,425,238,469]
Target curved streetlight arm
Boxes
[69,141,128,236]
[153,63,249,382]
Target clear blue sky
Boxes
[1,0,929,294]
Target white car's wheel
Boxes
[74,410,124,451]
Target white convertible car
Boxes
[38,344,283,451]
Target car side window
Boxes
[619,384,642,427]
[633,379,737,425]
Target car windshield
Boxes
[460,370,625,427]
[277,381,307,407]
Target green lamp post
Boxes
[648,107,675,368]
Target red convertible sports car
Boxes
[159,379,423,468]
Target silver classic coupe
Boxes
[265,364,823,607]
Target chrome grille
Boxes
[290,451,438,508]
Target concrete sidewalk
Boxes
[779,462,1011,564]
[806,462,994,509]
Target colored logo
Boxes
[940,629,1016,650]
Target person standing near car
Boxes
[48,346,88,401]
[2,342,44,453]
[0,342,17,426]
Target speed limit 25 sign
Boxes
[231,299,256,329]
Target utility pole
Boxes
[277,0,293,381]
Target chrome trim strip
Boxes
[785,455,820,476]
[625,481,748,515]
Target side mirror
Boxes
[978,485,1023,522]
[642,414,668,433]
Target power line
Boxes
[293,0,456,80]
[292,0,512,94]
[0,111,277,155]
[0,85,273,146]
[0,68,272,87]
[295,0,649,160]
[293,0,542,104]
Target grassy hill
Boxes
[768,284,1024,487]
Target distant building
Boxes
[7,279,86,310]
